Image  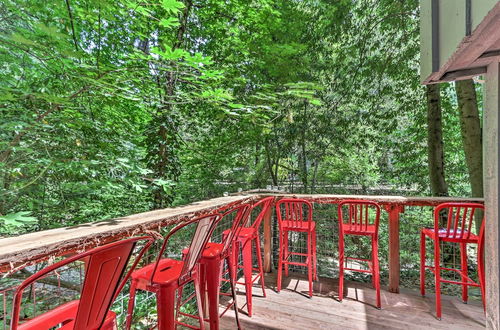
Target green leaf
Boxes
[159,17,180,28]
[228,103,245,109]
[0,212,38,227]
[161,0,185,13]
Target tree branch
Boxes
[64,0,79,52]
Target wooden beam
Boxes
[440,66,487,82]
[385,204,404,293]
[479,49,500,59]
[423,2,500,84]
[484,60,500,329]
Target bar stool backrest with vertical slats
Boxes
[11,236,154,330]
[433,202,484,240]
[338,200,381,235]
[150,214,221,285]
[276,198,313,231]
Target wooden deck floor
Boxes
[219,272,485,330]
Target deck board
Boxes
[220,272,485,329]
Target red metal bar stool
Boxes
[188,204,250,330]
[223,196,274,316]
[125,214,220,330]
[337,200,381,309]
[276,198,317,297]
[11,236,154,330]
[420,202,485,319]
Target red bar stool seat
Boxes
[337,200,381,309]
[420,202,485,320]
[132,259,184,288]
[421,228,479,242]
[222,197,274,316]
[276,198,317,298]
[11,236,154,330]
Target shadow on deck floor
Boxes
[219,272,485,330]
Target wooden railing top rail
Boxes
[0,191,484,275]
[253,192,484,206]
[0,195,254,274]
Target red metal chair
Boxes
[223,196,274,316]
[11,236,154,330]
[337,200,381,309]
[191,203,250,330]
[276,198,317,297]
[125,214,220,330]
[420,202,485,319]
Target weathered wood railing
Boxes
[0,195,255,274]
[0,191,484,295]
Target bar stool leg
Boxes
[205,258,221,329]
[193,276,206,330]
[313,230,318,281]
[284,231,289,277]
[254,234,267,297]
[125,280,138,330]
[277,233,283,293]
[420,231,426,297]
[242,238,254,316]
[434,240,442,320]
[307,232,313,298]
[372,236,381,309]
[460,242,468,303]
[227,255,241,329]
[156,286,176,330]
[338,231,344,302]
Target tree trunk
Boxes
[455,79,483,198]
[426,84,448,197]
[455,79,483,231]
[149,0,192,208]
[299,103,308,193]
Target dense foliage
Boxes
[0,0,477,234]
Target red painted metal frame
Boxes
[337,200,382,309]
[420,202,485,320]
[126,214,221,330]
[275,198,317,298]
[230,196,274,317]
[196,203,250,330]
[11,236,154,330]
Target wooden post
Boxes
[385,204,404,293]
[263,200,274,273]
[484,60,499,329]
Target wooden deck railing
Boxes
[0,195,255,274]
[255,193,484,293]
[0,191,484,295]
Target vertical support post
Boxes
[263,200,274,273]
[384,204,404,293]
[484,60,499,329]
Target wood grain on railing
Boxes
[0,195,255,274]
